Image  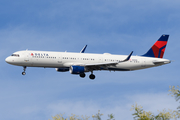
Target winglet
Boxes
[122,51,133,62]
[80,45,87,53]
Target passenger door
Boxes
[24,52,29,62]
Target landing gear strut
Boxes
[89,71,95,80]
[22,66,26,75]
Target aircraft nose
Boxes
[5,57,12,64]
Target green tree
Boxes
[131,103,179,120]
[169,86,180,111]
[92,110,103,120]
[107,114,115,120]
[49,110,116,120]
[50,86,180,120]
[49,113,90,120]
[131,85,180,120]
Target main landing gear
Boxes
[89,74,95,80]
[80,73,86,78]
[79,72,95,80]
[22,66,26,75]
[89,71,95,80]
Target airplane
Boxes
[5,35,171,80]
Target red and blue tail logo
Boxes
[142,35,169,58]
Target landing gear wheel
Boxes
[89,74,95,80]
[80,73,86,78]
[22,72,26,75]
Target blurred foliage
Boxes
[49,113,90,120]
[131,103,179,120]
[169,86,180,111]
[92,110,103,120]
[107,114,115,120]
[50,86,180,120]
[49,110,108,120]
[131,85,180,120]
[131,103,154,120]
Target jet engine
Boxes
[69,66,86,74]
[56,68,69,72]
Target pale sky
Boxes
[0,0,180,120]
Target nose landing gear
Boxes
[22,66,26,75]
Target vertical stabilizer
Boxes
[142,35,169,58]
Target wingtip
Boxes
[123,51,133,62]
[80,45,88,53]
[127,51,133,60]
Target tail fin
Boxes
[142,35,169,58]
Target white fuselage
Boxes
[5,50,171,72]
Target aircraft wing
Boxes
[85,62,118,67]
[83,62,119,70]
[74,51,133,70]
[84,51,134,67]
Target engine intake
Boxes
[70,66,86,74]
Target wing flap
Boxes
[85,62,118,67]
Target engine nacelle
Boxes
[56,68,69,72]
[69,66,86,74]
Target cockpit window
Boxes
[11,54,20,57]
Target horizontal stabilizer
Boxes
[153,60,171,65]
